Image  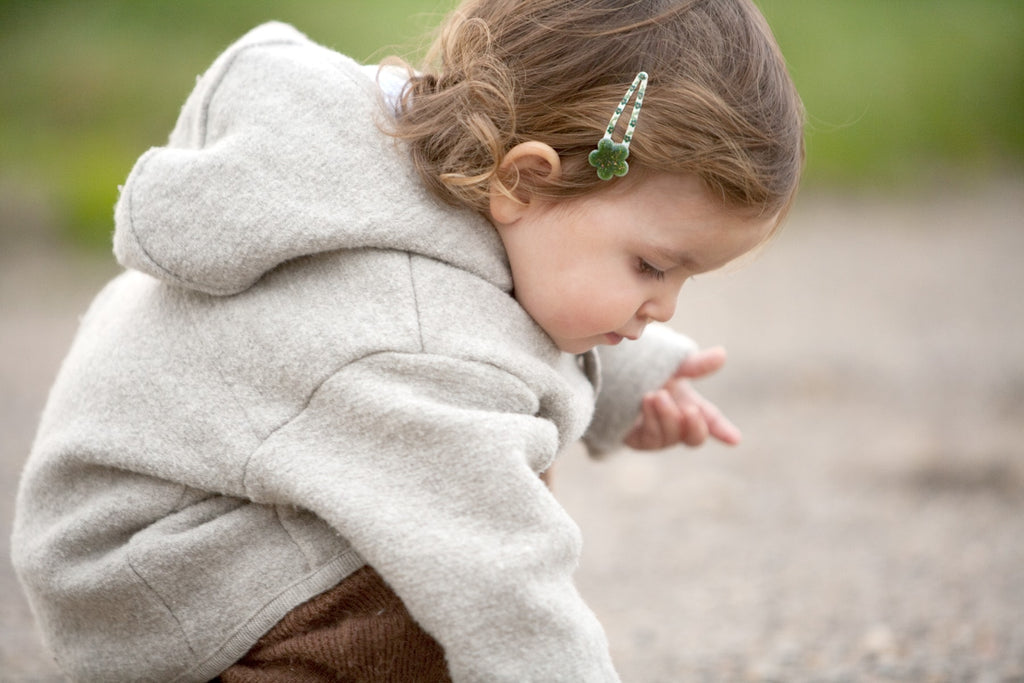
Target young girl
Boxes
[12,0,802,680]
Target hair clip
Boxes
[588,71,648,180]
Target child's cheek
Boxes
[551,304,620,338]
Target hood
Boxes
[113,22,510,296]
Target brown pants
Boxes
[217,566,451,683]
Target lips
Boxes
[606,329,643,345]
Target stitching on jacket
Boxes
[124,36,306,295]
[178,290,265,496]
[175,549,365,682]
[121,149,182,284]
[255,348,541,448]
[273,505,315,569]
[120,480,209,664]
[240,255,427,495]
[406,253,426,353]
[126,543,200,663]
[195,38,303,147]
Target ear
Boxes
[488,141,561,226]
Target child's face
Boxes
[494,172,776,354]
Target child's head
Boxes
[392,0,804,220]
[388,0,803,353]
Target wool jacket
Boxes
[11,23,695,682]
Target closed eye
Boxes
[637,258,666,281]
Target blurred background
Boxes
[2,1,1022,680]
[1,0,1021,246]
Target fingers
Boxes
[668,381,742,446]
[654,391,708,448]
[628,390,708,450]
[653,391,682,446]
[624,355,744,450]
[678,402,708,447]
[625,392,669,450]
[624,391,672,450]
[674,346,727,380]
[626,387,742,450]
[699,397,743,446]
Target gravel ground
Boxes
[3,183,1023,681]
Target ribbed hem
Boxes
[174,547,366,683]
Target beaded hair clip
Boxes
[588,71,648,180]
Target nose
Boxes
[637,288,678,323]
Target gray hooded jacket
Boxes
[12,23,694,682]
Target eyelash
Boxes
[637,258,666,281]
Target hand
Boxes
[623,346,742,450]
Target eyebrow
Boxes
[652,245,700,270]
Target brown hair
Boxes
[386,0,804,219]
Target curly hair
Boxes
[385,0,804,219]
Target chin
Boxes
[551,339,584,354]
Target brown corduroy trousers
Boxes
[217,566,452,682]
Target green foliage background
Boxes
[1,1,1021,247]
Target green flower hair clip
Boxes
[588,71,648,181]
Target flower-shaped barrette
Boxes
[588,71,648,180]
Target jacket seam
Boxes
[240,346,542,499]
[195,38,306,147]
[178,294,266,495]
[125,552,200,661]
[121,149,182,285]
[406,253,426,353]
[123,37,307,295]
[173,547,365,682]
[273,505,315,569]
[239,256,429,495]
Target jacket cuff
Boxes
[582,324,697,456]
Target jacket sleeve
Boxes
[583,323,698,455]
[240,351,620,683]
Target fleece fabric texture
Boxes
[11,23,695,683]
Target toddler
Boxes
[12,0,803,680]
